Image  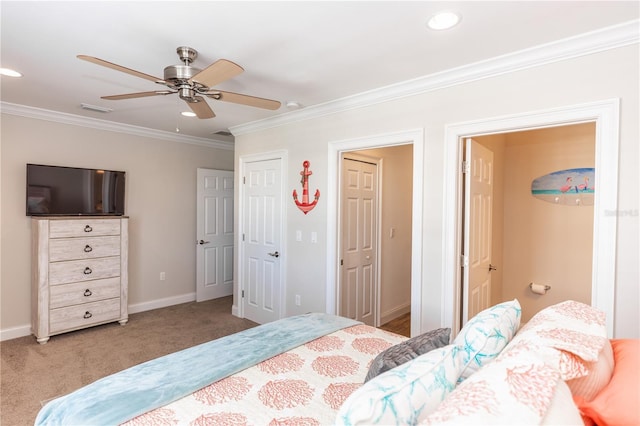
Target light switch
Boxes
[311,232,317,243]
[296,230,302,242]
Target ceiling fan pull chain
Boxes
[175,96,180,132]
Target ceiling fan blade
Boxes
[208,90,281,110]
[186,96,215,119]
[101,91,175,100]
[78,55,163,83]
[190,59,244,87]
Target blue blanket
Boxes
[35,313,360,426]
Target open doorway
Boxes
[463,123,595,325]
[339,146,413,335]
[444,99,619,337]
[327,129,424,337]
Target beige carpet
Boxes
[0,296,256,425]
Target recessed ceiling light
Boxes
[0,68,23,77]
[427,11,461,30]
[181,111,197,117]
[285,101,302,109]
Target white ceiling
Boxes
[1,1,638,142]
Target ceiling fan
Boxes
[78,46,281,119]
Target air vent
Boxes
[80,103,113,113]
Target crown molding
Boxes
[2,20,637,142]
[0,102,234,151]
[231,19,639,136]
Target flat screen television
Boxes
[26,164,125,216]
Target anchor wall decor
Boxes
[293,160,320,214]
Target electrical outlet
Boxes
[295,295,301,306]
[160,272,166,281]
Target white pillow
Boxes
[506,300,608,381]
[541,379,584,425]
[420,344,562,425]
[336,344,463,425]
[453,299,521,380]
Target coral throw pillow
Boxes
[574,339,640,426]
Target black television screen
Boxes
[26,164,125,216]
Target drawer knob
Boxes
[84,289,92,297]
[84,225,93,233]
[84,245,93,253]
[83,267,92,275]
[83,311,93,319]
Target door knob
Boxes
[198,240,210,245]
[489,264,497,271]
[268,251,280,258]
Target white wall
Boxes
[233,45,639,338]
[0,114,234,339]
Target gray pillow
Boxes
[364,327,451,382]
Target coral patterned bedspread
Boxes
[123,325,407,426]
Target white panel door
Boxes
[196,169,234,302]
[463,139,494,322]
[242,158,282,324]
[340,155,378,326]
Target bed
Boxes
[34,313,409,425]
[35,302,638,426]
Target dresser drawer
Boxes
[50,298,121,334]
[49,219,121,239]
[49,277,121,309]
[49,236,121,262]
[49,256,120,285]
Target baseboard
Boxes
[1,292,197,342]
[231,304,239,317]
[0,325,32,341]
[380,303,411,326]
[128,292,196,314]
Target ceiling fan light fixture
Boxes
[285,100,302,110]
[181,111,197,117]
[427,11,461,30]
[0,67,23,77]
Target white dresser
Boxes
[31,216,128,343]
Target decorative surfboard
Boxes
[531,167,595,206]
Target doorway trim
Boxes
[443,99,619,337]
[327,129,424,336]
[236,149,288,319]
